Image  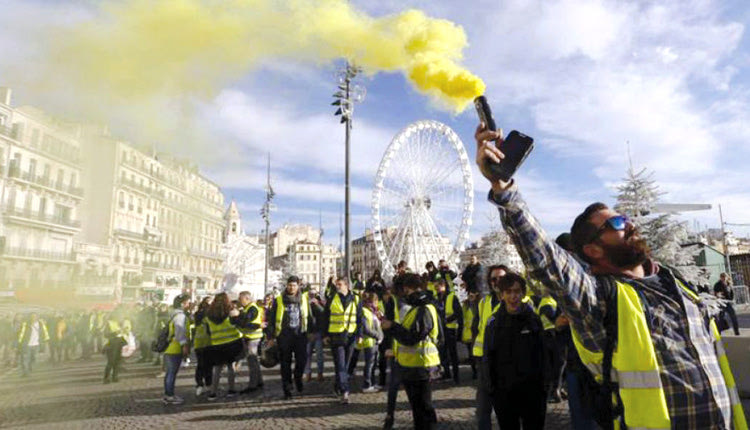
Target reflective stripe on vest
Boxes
[328,293,357,334]
[274,292,309,337]
[571,279,747,430]
[193,320,211,350]
[240,303,264,340]
[397,304,440,368]
[473,295,501,357]
[207,317,242,346]
[356,307,376,350]
[165,317,183,355]
[462,303,475,343]
[710,320,748,430]
[536,296,557,331]
[445,292,458,329]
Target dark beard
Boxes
[603,232,650,269]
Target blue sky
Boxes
[3,0,750,248]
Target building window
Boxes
[118,192,125,209]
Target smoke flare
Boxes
[47,0,485,113]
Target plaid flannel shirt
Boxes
[489,185,733,429]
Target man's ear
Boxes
[582,243,603,262]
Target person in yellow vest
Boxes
[102,312,126,384]
[162,294,191,404]
[347,291,383,393]
[435,278,462,384]
[532,292,564,404]
[438,259,458,292]
[381,272,440,430]
[306,284,326,383]
[266,276,312,400]
[204,292,244,401]
[383,280,411,430]
[473,128,747,430]
[237,290,266,394]
[324,276,362,404]
[17,313,50,377]
[473,264,509,430]
[192,296,213,397]
[461,288,481,380]
[423,261,440,296]
[50,313,68,363]
[482,271,547,430]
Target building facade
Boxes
[287,240,339,289]
[352,229,382,279]
[0,88,84,297]
[78,129,225,301]
[270,224,320,258]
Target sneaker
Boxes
[103,378,111,385]
[196,386,204,396]
[226,390,237,398]
[283,391,292,400]
[295,379,304,393]
[305,373,312,383]
[362,386,379,393]
[207,392,218,401]
[163,395,185,405]
[317,373,324,382]
[341,391,350,404]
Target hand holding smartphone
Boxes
[474,96,534,182]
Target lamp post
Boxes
[260,154,275,295]
[333,62,365,283]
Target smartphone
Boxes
[474,96,534,182]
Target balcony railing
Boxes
[118,176,152,195]
[113,228,146,241]
[8,166,84,197]
[3,205,81,229]
[143,260,181,270]
[0,125,16,140]
[1,246,75,262]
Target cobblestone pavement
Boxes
[0,353,571,429]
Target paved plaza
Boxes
[0,354,571,429]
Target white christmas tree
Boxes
[613,158,704,284]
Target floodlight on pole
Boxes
[333,62,365,282]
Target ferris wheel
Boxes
[371,120,473,279]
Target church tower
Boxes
[224,200,242,243]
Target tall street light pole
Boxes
[333,62,365,283]
[260,153,275,295]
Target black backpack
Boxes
[151,314,176,353]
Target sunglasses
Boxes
[593,215,630,239]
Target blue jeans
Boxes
[362,346,377,388]
[305,332,324,376]
[331,340,354,394]
[566,370,597,430]
[164,353,183,396]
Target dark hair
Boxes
[400,273,425,291]
[287,275,300,284]
[486,264,510,284]
[570,202,609,263]
[173,294,190,309]
[498,272,526,294]
[555,233,574,252]
[397,260,407,269]
[207,292,231,322]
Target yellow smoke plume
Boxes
[49,0,485,113]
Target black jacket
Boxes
[387,291,442,381]
[481,302,545,393]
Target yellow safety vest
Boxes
[392,296,412,358]
[165,314,186,355]
[356,307,377,350]
[571,279,748,430]
[328,293,358,335]
[207,317,242,346]
[397,304,440,368]
[445,291,458,329]
[462,302,476,343]
[473,295,501,357]
[536,296,557,331]
[274,292,309,337]
[193,320,211,350]
[17,321,50,344]
[240,303,264,340]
